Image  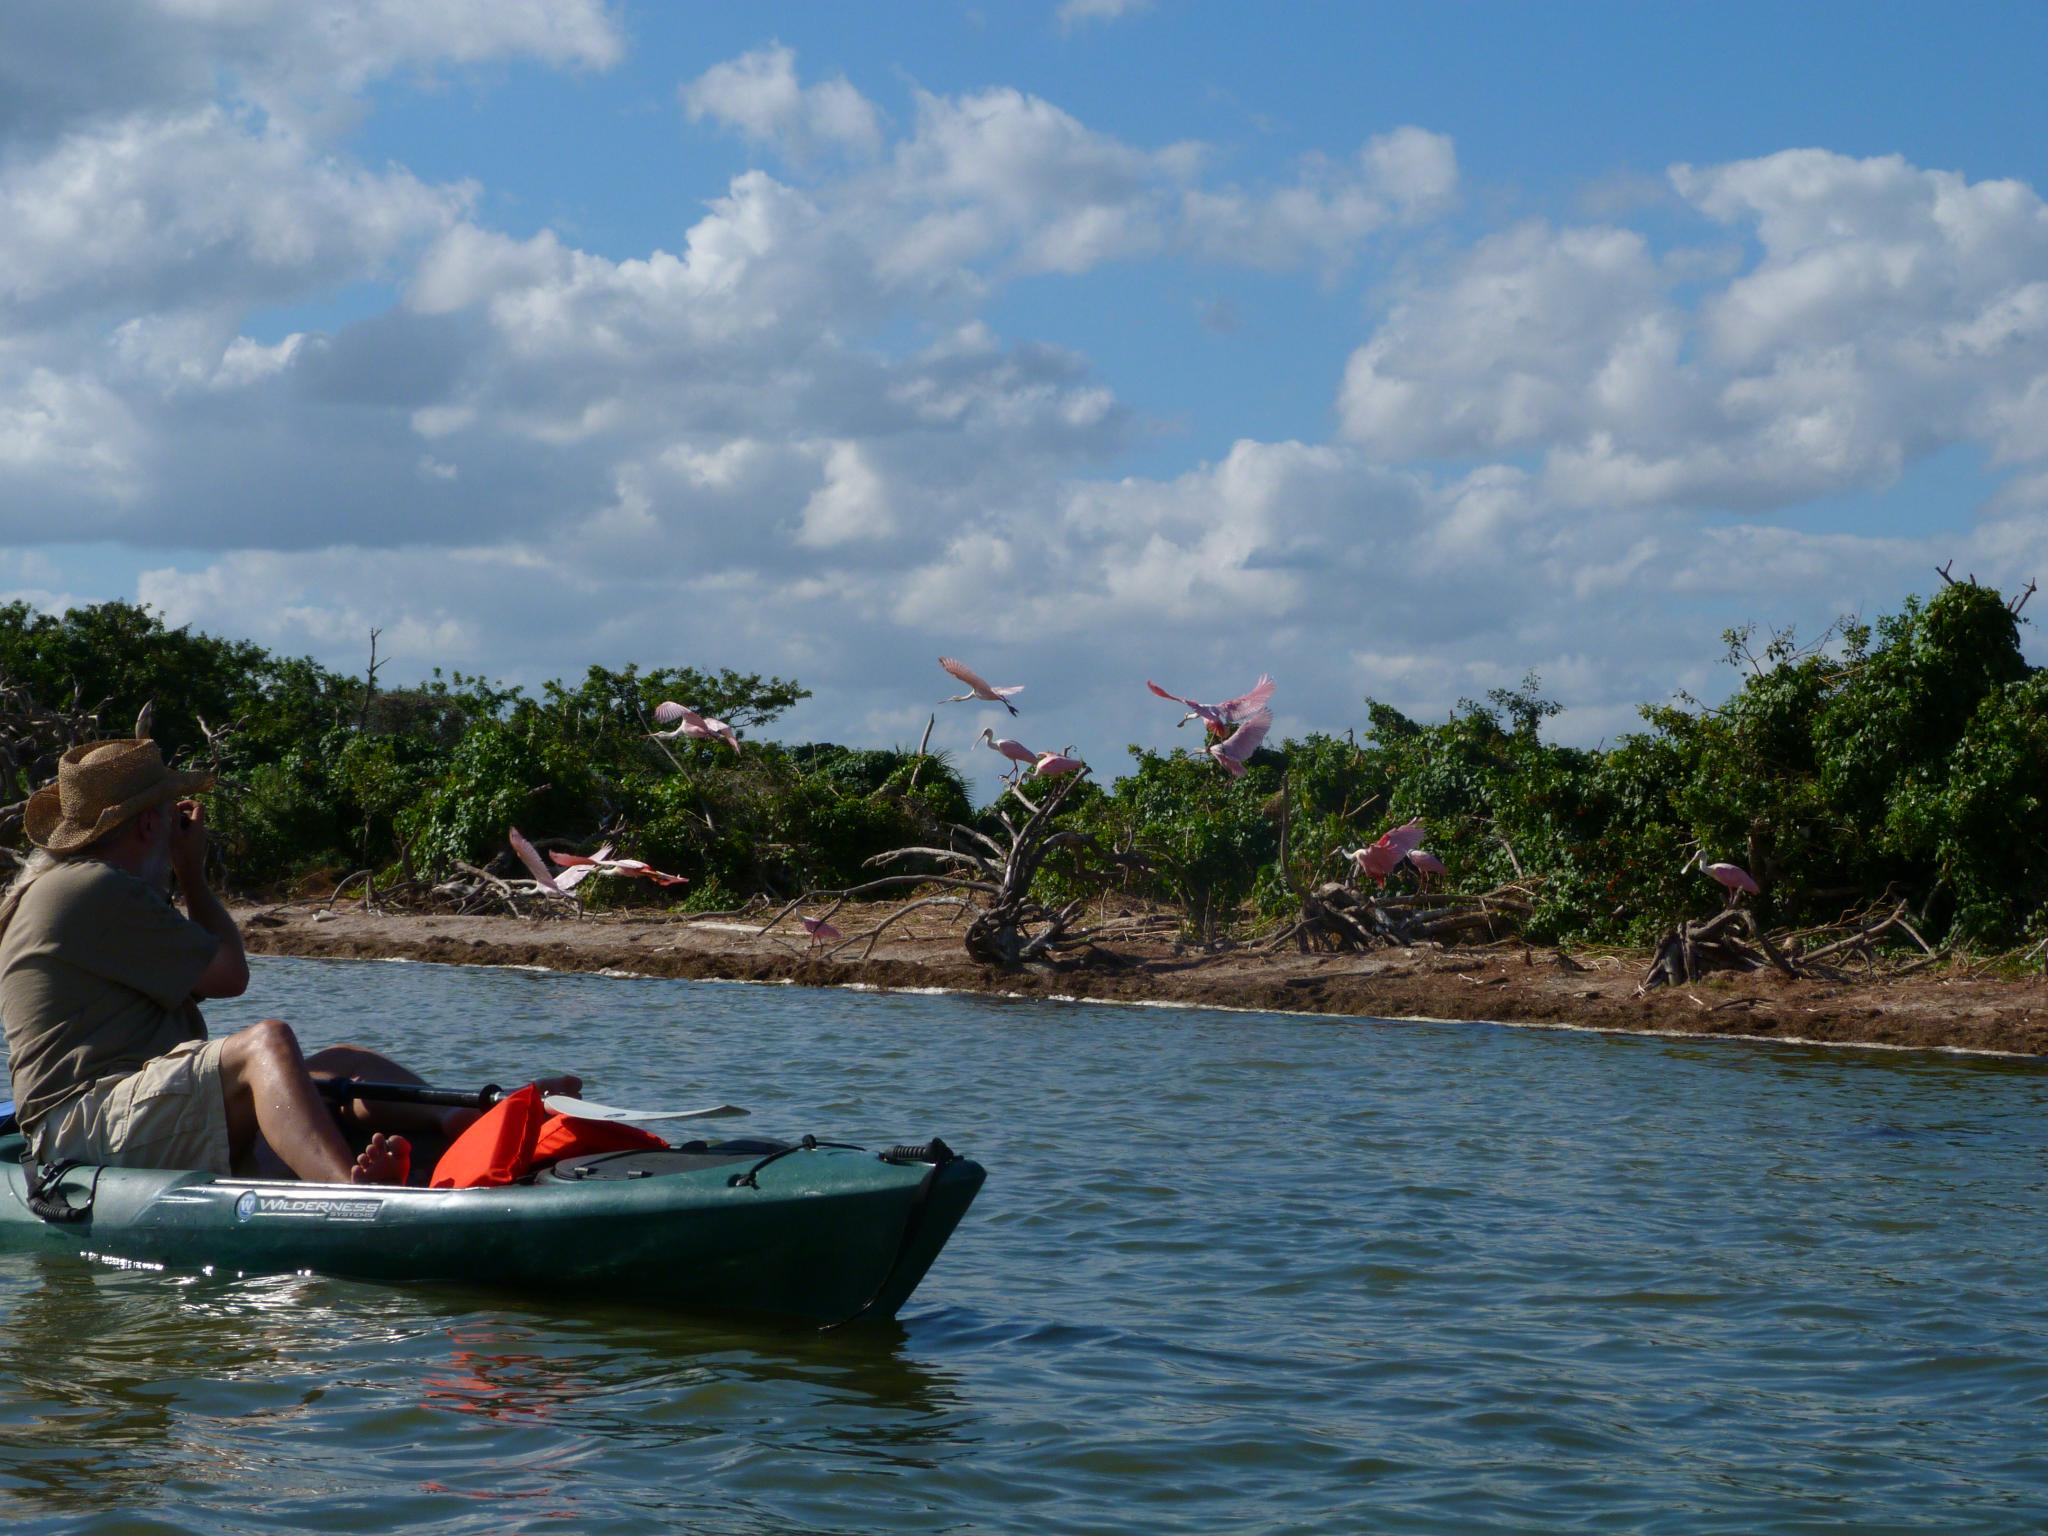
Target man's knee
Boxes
[223,1017,305,1074]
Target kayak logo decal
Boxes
[235,1191,384,1222]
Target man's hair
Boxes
[0,847,75,945]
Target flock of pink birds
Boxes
[502,658,1762,923]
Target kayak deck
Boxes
[0,1131,984,1325]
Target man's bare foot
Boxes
[351,1132,411,1185]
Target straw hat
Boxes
[23,739,215,854]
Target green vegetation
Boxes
[1,582,2041,950]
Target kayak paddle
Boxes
[317,1078,748,1122]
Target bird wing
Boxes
[554,864,596,891]
[1147,679,1214,718]
[1216,711,1272,762]
[653,700,690,725]
[991,685,1024,698]
[1216,674,1276,721]
[508,827,564,894]
[939,656,994,693]
[1380,818,1427,855]
[1707,862,1759,893]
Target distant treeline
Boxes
[0,580,2042,947]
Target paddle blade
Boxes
[541,1094,749,1123]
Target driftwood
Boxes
[1267,882,1536,953]
[756,768,1141,969]
[0,675,112,838]
[1638,907,1798,990]
[1637,899,1941,991]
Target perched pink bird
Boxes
[652,700,741,752]
[976,726,1037,777]
[550,848,689,888]
[509,827,567,894]
[1147,674,1276,739]
[800,914,843,948]
[1694,851,1759,905]
[1345,818,1427,887]
[1207,710,1271,778]
[1032,749,1084,779]
[1406,848,1448,891]
[939,656,1023,716]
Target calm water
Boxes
[5,958,2048,1533]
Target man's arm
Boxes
[172,800,249,999]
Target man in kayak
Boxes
[0,740,559,1184]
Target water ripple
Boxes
[5,957,2048,1532]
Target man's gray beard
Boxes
[139,846,174,893]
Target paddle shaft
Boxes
[317,1077,502,1111]
[315,1079,748,1122]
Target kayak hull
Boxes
[0,1134,984,1325]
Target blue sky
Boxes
[2,1,2044,790]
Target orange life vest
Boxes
[429,1083,667,1189]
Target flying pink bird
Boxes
[976,726,1037,777]
[509,826,567,894]
[1207,710,1271,778]
[550,841,615,891]
[652,700,741,752]
[1693,851,1759,904]
[1032,749,1085,780]
[800,914,843,948]
[1345,818,1427,887]
[550,848,688,888]
[1147,674,1276,739]
[939,656,1023,716]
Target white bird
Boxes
[939,656,1022,716]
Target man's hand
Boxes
[170,798,209,888]
[174,797,250,999]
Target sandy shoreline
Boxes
[230,900,2048,1058]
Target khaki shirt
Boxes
[0,860,218,1132]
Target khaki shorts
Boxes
[33,1038,233,1175]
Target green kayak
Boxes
[0,1121,984,1326]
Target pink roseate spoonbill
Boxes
[1691,851,1759,905]
[800,915,843,948]
[976,726,1037,778]
[1343,819,1427,887]
[550,841,615,892]
[509,827,567,895]
[550,848,689,888]
[1147,674,1276,739]
[1406,849,1448,892]
[1207,710,1271,778]
[939,656,1022,716]
[1032,749,1085,779]
[652,700,741,752]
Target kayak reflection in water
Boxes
[0,740,581,1186]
